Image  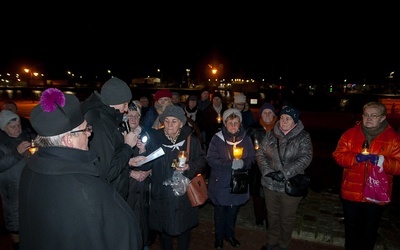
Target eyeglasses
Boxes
[70,125,92,134]
[362,114,382,119]
[128,115,140,120]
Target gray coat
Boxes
[256,120,313,193]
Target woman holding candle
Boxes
[333,101,400,250]
[257,106,313,250]
[207,108,256,249]
[0,110,36,249]
[246,102,278,227]
[136,105,207,250]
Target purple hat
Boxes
[259,102,275,119]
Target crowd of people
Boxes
[1,77,400,250]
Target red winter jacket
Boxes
[332,121,400,204]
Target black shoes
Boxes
[225,237,240,247]
[214,239,223,249]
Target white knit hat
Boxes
[0,110,20,131]
[222,108,242,125]
[234,93,246,104]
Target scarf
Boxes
[362,119,388,144]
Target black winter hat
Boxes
[31,88,84,136]
[280,106,300,124]
[100,77,132,105]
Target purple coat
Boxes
[207,126,256,206]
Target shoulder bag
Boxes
[276,137,310,197]
[185,135,209,206]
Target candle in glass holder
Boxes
[178,151,188,168]
[254,139,259,150]
[216,114,222,123]
[361,140,369,155]
[233,146,243,160]
[29,140,38,155]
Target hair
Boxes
[363,102,387,116]
[34,132,68,147]
[128,100,142,116]
[1,100,18,112]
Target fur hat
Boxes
[30,88,84,136]
[100,77,132,105]
[0,110,19,131]
[154,89,172,101]
[234,93,246,104]
[222,108,242,125]
[280,106,300,124]
[259,102,276,118]
[159,105,187,124]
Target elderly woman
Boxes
[138,105,207,250]
[207,108,256,249]
[257,106,313,250]
[0,110,36,249]
[126,100,154,249]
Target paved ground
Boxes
[146,189,400,250]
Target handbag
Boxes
[230,169,249,194]
[185,135,208,206]
[285,174,310,197]
[276,137,310,197]
[187,174,208,206]
[363,165,390,204]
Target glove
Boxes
[356,153,369,163]
[232,159,244,170]
[266,171,285,182]
[369,154,379,165]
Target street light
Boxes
[23,68,39,85]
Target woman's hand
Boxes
[129,156,147,167]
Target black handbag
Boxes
[285,174,310,197]
[276,137,310,197]
[230,169,249,194]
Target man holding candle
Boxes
[207,108,256,249]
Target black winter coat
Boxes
[81,91,133,199]
[140,126,207,235]
[19,147,142,250]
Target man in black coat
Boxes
[19,88,142,250]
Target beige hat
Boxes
[234,93,246,104]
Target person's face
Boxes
[163,116,183,138]
[157,97,171,107]
[212,97,222,107]
[261,109,275,124]
[69,121,91,150]
[201,91,209,100]
[4,119,21,138]
[140,97,149,107]
[128,110,141,130]
[362,106,386,129]
[279,114,296,132]
[225,117,241,134]
[188,100,197,109]
[111,102,129,113]
[171,95,180,104]
[235,102,245,111]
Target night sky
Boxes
[2,4,399,85]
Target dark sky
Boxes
[2,4,399,85]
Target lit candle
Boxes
[178,151,187,168]
[361,140,369,155]
[216,114,222,123]
[29,140,38,155]
[233,146,243,160]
